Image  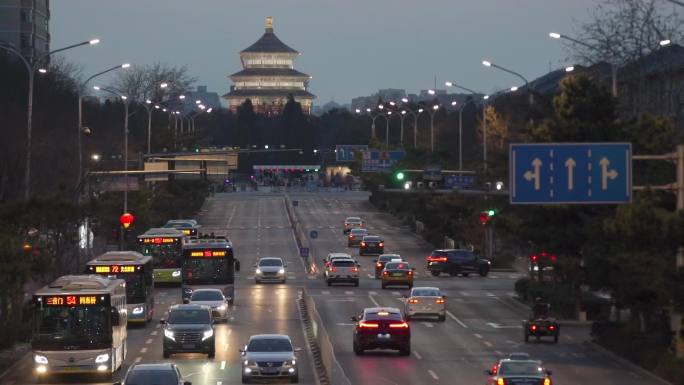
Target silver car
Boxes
[115,363,191,385]
[255,257,287,284]
[404,287,446,321]
[188,288,229,321]
[240,334,301,383]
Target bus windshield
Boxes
[32,306,111,350]
[102,273,145,303]
[141,243,182,269]
[183,258,233,285]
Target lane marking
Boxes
[413,351,423,360]
[344,291,354,295]
[150,330,158,336]
[145,338,153,344]
[391,291,401,296]
[368,294,381,307]
[474,333,483,339]
[367,274,374,279]
[134,356,142,363]
[220,360,226,370]
[421,322,434,328]
[321,290,330,295]
[140,347,148,353]
[483,341,493,348]
[428,370,439,380]
[495,350,504,356]
[368,291,378,295]
[446,311,468,328]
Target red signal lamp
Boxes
[119,212,135,229]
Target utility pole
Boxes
[633,144,684,358]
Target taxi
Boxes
[380,261,414,289]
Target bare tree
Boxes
[569,0,683,66]
[111,63,195,101]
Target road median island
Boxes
[284,194,316,274]
[298,289,351,385]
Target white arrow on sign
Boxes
[599,157,618,190]
[523,158,542,190]
[486,322,522,329]
[565,158,576,190]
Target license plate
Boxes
[182,343,195,349]
[377,333,391,339]
[392,273,404,277]
[262,367,279,374]
[367,243,376,247]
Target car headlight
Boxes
[202,329,214,341]
[255,268,262,275]
[172,270,181,277]
[217,305,226,311]
[278,268,285,275]
[34,354,48,364]
[95,353,109,363]
[164,329,175,341]
[132,306,144,315]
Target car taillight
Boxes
[360,242,366,247]
[359,321,379,328]
[389,322,409,329]
[352,267,359,272]
[435,298,445,304]
[408,299,419,304]
[329,267,336,272]
[349,235,353,239]
[530,325,537,331]
[427,256,447,262]
[543,379,551,385]
[382,271,389,276]
[549,325,556,330]
[379,242,384,247]
[491,363,499,374]
[376,263,382,267]
[325,262,331,267]
[497,378,506,385]
[407,271,413,275]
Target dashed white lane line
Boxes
[146,338,153,344]
[483,341,493,348]
[217,382,223,385]
[220,360,226,370]
[495,350,504,356]
[140,347,148,353]
[367,274,374,279]
[368,291,378,295]
[134,356,142,363]
[151,330,158,336]
[321,290,331,295]
[446,311,468,328]
[459,291,469,296]
[413,351,423,360]
[368,294,381,307]
[344,291,354,295]
[421,322,434,328]
[428,370,439,380]
[474,333,483,339]
[391,291,401,296]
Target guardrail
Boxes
[302,289,351,385]
[284,194,315,273]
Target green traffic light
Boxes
[396,172,405,181]
[487,209,496,216]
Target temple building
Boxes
[224,17,315,115]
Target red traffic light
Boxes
[119,212,135,229]
[479,212,489,226]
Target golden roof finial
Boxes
[266,16,273,32]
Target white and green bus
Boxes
[85,251,154,324]
[137,227,185,285]
[31,275,127,380]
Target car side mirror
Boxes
[411,267,416,271]
[110,307,121,326]
[485,369,494,375]
[372,259,377,263]
[159,319,166,325]
[239,348,245,354]
[253,264,258,268]
[235,260,241,272]
[284,263,288,267]
[442,295,447,298]
[350,316,358,322]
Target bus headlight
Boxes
[34,354,48,364]
[95,353,109,363]
[164,329,175,341]
[132,306,144,315]
[36,366,47,374]
[172,270,181,277]
[202,329,214,341]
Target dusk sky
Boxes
[52,0,599,105]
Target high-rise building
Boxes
[223,17,315,115]
[0,0,50,63]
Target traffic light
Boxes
[395,171,405,181]
[479,211,490,226]
[486,209,497,217]
[119,212,135,230]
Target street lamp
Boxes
[549,31,619,97]
[660,39,672,46]
[93,85,130,214]
[428,104,439,153]
[355,107,388,139]
[0,37,101,200]
[565,66,575,72]
[77,62,131,190]
[482,59,532,104]
[445,81,490,171]
[143,90,186,153]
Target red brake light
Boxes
[531,325,537,331]
[543,378,551,385]
[379,242,384,247]
[389,322,409,329]
[360,242,366,247]
[329,267,336,272]
[359,321,379,329]
[352,267,359,272]
[349,235,353,239]
[549,325,555,330]
[531,255,538,262]
[408,298,419,304]
[376,263,382,267]
[427,255,447,262]
[407,270,413,275]
[435,298,445,304]
[383,271,389,276]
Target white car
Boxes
[255,257,287,284]
[404,287,446,321]
[188,288,229,321]
[240,334,301,383]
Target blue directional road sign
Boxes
[510,143,632,204]
[361,150,406,172]
[309,230,318,239]
[336,145,368,162]
[445,175,475,188]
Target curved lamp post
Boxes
[482,60,532,104]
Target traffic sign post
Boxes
[335,145,368,162]
[510,143,632,204]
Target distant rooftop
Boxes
[241,17,298,54]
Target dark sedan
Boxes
[426,249,490,277]
[359,236,384,256]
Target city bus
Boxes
[31,275,127,380]
[181,237,239,305]
[137,227,185,285]
[85,251,154,324]
[163,219,201,237]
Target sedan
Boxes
[255,257,287,284]
[240,334,301,383]
[381,261,414,289]
[359,235,384,256]
[347,228,369,247]
[343,216,364,234]
[188,288,229,322]
[115,363,191,385]
[486,358,553,385]
[404,287,446,321]
[373,254,402,278]
[352,307,410,356]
